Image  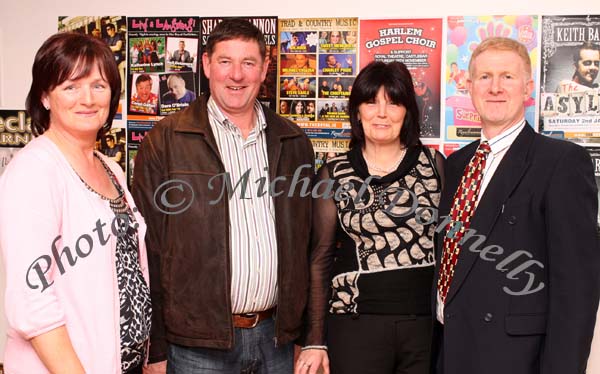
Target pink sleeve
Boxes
[0,150,66,339]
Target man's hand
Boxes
[294,349,329,374]
[143,360,167,374]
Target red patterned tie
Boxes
[438,141,491,304]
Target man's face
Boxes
[106,137,115,148]
[280,100,289,113]
[106,27,115,37]
[574,49,600,87]
[327,55,337,67]
[294,54,308,68]
[307,102,315,114]
[168,78,187,99]
[467,49,533,134]
[292,34,299,44]
[202,39,268,119]
[136,80,152,102]
[179,41,185,52]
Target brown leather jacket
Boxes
[132,95,314,362]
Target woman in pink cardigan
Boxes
[0,32,151,373]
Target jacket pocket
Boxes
[505,314,547,336]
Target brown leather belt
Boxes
[233,308,275,328]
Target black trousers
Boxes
[327,314,432,374]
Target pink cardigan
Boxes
[0,135,149,373]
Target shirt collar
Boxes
[207,96,267,135]
[481,119,526,156]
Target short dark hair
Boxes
[573,41,600,63]
[349,61,421,149]
[106,23,116,31]
[26,32,120,137]
[205,18,266,59]
[135,73,152,86]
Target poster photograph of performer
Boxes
[319,53,355,75]
[280,77,317,98]
[166,37,198,72]
[280,31,318,53]
[318,77,353,99]
[158,72,196,115]
[540,15,600,143]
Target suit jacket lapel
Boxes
[444,124,535,305]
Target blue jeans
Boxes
[167,317,293,374]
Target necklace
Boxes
[364,147,407,174]
[76,153,129,214]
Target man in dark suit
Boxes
[432,37,600,374]
[170,40,193,63]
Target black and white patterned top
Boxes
[311,145,442,318]
[81,154,152,373]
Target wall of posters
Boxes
[360,18,442,139]
[278,17,358,153]
[540,15,600,143]
[445,15,539,146]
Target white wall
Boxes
[1,0,600,370]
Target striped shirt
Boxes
[207,97,278,314]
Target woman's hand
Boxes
[294,348,330,374]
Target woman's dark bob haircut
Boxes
[349,61,422,149]
[26,32,121,137]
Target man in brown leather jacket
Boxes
[133,18,314,373]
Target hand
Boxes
[143,360,167,374]
[294,349,329,374]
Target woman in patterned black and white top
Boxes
[296,61,444,374]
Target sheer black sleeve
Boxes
[304,163,338,346]
[434,150,446,189]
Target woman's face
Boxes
[345,32,357,44]
[358,86,405,147]
[295,101,304,114]
[42,64,111,137]
[329,32,342,44]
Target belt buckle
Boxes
[242,313,259,328]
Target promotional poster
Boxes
[445,15,539,146]
[540,15,600,143]
[279,17,358,153]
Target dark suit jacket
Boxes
[171,49,192,63]
[432,124,600,374]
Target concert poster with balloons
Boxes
[445,15,539,146]
[360,19,442,139]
